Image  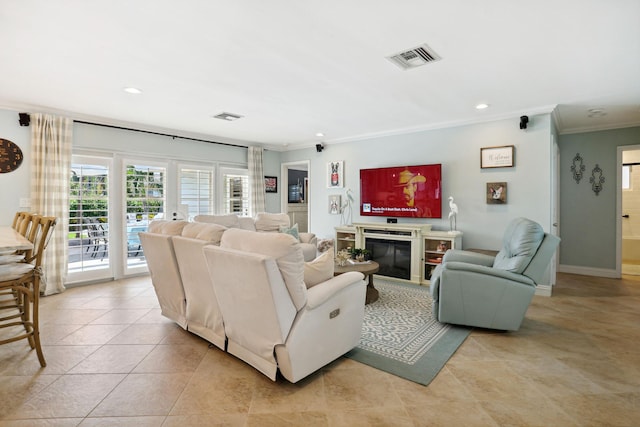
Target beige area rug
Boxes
[345,279,471,386]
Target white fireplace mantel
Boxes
[354,222,429,283]
[352,222,432,235]
[349,222,462,284]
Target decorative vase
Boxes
[335,249,350,266]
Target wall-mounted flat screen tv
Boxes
[360,164,442,218]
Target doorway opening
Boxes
[620,146,640,275]
[281,161,310,232]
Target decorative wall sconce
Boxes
[571,153,585,184]
[590,164,605,195]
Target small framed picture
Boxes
[264,176,277,193]
[329,194,341,214]
[481,145,515,168]
[327,161,344,188]
[487,182,507,204]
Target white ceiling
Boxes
[1,1,639,150]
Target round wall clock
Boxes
[0,138,24,173]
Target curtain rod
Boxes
[73,119,249,150]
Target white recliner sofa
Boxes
[139,220,190,329]
[203,228,366,383]
[141,219,366,382]
[140,220,227,350]
[194,212,318,261]
[172,222,227,350]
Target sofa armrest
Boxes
[444,261,536,286]
[306,271,365,309]
[299,232,317,246]
[443,249,495,266]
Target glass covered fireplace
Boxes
[365,237,412,280]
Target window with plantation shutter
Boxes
[180,166,215,219]
[221,167,249,216]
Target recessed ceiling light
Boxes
[476,103,489,110]
[315,132,325,137]
[123,87,142,94]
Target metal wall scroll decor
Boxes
[590,164,605,195]
[570,153,585,183]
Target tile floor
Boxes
[0,272,638,426]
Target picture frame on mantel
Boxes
[480,145,515,168]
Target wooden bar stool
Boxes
[0,215,57,367]
[11,211,33,237]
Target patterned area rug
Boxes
[345,279,471,386]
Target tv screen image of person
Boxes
[360,164,442,218]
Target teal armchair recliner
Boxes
[429,217,560,331]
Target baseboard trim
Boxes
[557,264,620,278]
[535,285,552,297]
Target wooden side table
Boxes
[334,260,380,304]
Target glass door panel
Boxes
[68,158,112,282]
[124,163,166,272]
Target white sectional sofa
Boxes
[139,215,366,383]
[193,212,318,261]
[139,219,190,329]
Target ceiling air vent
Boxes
[213,112,243,121]
[386,44,441,70]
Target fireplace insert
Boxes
[365,237,411,280]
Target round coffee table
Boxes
[334,260,380,304]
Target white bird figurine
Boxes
[448,196,458,231]
[341,188,355,225]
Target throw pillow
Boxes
[317,238,334,253]
[255,212,290,232]
[304,250,334,288]
[279,223,300,241]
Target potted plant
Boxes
[350,248,371,262]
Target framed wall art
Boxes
[481,145,515,168]
[486,182,507,204]
[329,194,341,214]
[264,176,277,193]
[327,161,344,188]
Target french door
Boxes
[123,161,166,275]
[67,154,244,283]
[67,155,113,283]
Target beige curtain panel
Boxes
[249,146,266,216]
[30,113,72,295]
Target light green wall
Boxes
[0,109,31,224]
[73,122,282,214]
[0,108,282,224]
[10,105,637,275]
[282,114,554,250]
[559,126,640,269]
